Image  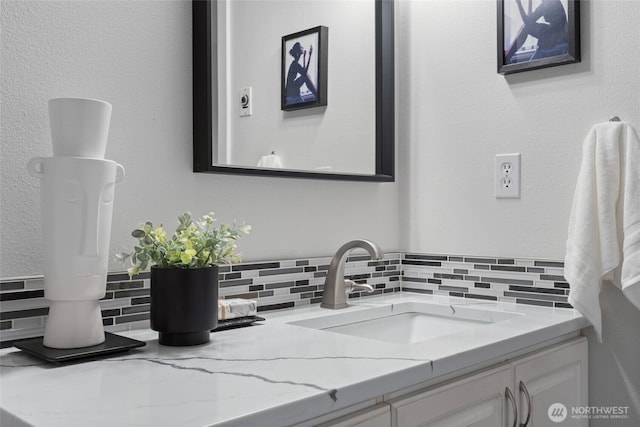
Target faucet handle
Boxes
[344,279,374,294]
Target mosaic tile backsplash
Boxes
[0,252,570,348]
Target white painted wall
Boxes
[397,0,640,424]
[0,0,400,278]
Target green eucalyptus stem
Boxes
[117,211,250,277]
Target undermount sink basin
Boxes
[288,301,522,344]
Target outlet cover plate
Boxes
[495,153,520,199]
[240,87,252,117]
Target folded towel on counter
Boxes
[218,299,257,320]
[565,122,640,342]
[257,153,283,168]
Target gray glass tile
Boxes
[265,281,295,290]
[491,265,526,273]
[101,309,121,317]
[0,290,44,301]
[224,292,258,300]
[534,261,564,268]
[289,285,317,294]
[509,285,565,295]
[106,280,144,291]
[402,288,433,295]
[232,262,280,272]
[402,260,442,267]
[465,293,497,301]
[115,313,150,324]
[504,291,567,302]
[0,307,48,320]
[220,278,254,288]
[0,281,25,292]
[540,274,566,282]
[122,305,150,315]
[482,276,533,286]
[439,285,469,293]
[113,289,150,299]
[257,301,294,312]
[259,267,304,277]
[405,254,448,261]
[402,277,427,283]
[131,296,151,305]
[465,257,497,264]
[555,302,573,309]
[516,298,553,307]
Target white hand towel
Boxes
[565,122,640,342]
[257,153,283,168]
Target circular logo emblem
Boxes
[548,403,568,422]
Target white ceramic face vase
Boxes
[27,156,125,348]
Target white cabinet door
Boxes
[312,338,588,427]
[391,365,512,427]
[512,337,588,427]
[314,404,391,427]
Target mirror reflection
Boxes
[193,0,395,181]
[216,0,374,174]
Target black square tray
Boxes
[14,332,146,364]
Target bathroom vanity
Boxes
[0,293,588,427]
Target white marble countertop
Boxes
[0,293,588,427]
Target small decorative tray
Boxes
[213,316,265,332]
[14,332,146,364]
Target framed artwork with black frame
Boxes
[281,26,328,111]
[497,0,580,75]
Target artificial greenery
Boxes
[117,212,250,277]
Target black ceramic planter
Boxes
[150,266,218,346]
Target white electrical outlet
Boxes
[495,153,520,199]
[239,87,252,117]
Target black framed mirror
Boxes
[192,0,394,181]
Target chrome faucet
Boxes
[321,239,384,309]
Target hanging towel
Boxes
[257,153,283,168]
[565,122,640,342]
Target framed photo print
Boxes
[497,0,580,74]
[281,26,328,111]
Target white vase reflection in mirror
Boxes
[213,0,375,174]
[27,98,125,349]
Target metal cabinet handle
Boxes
[505,387,518,427]
[519,381,532,427]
